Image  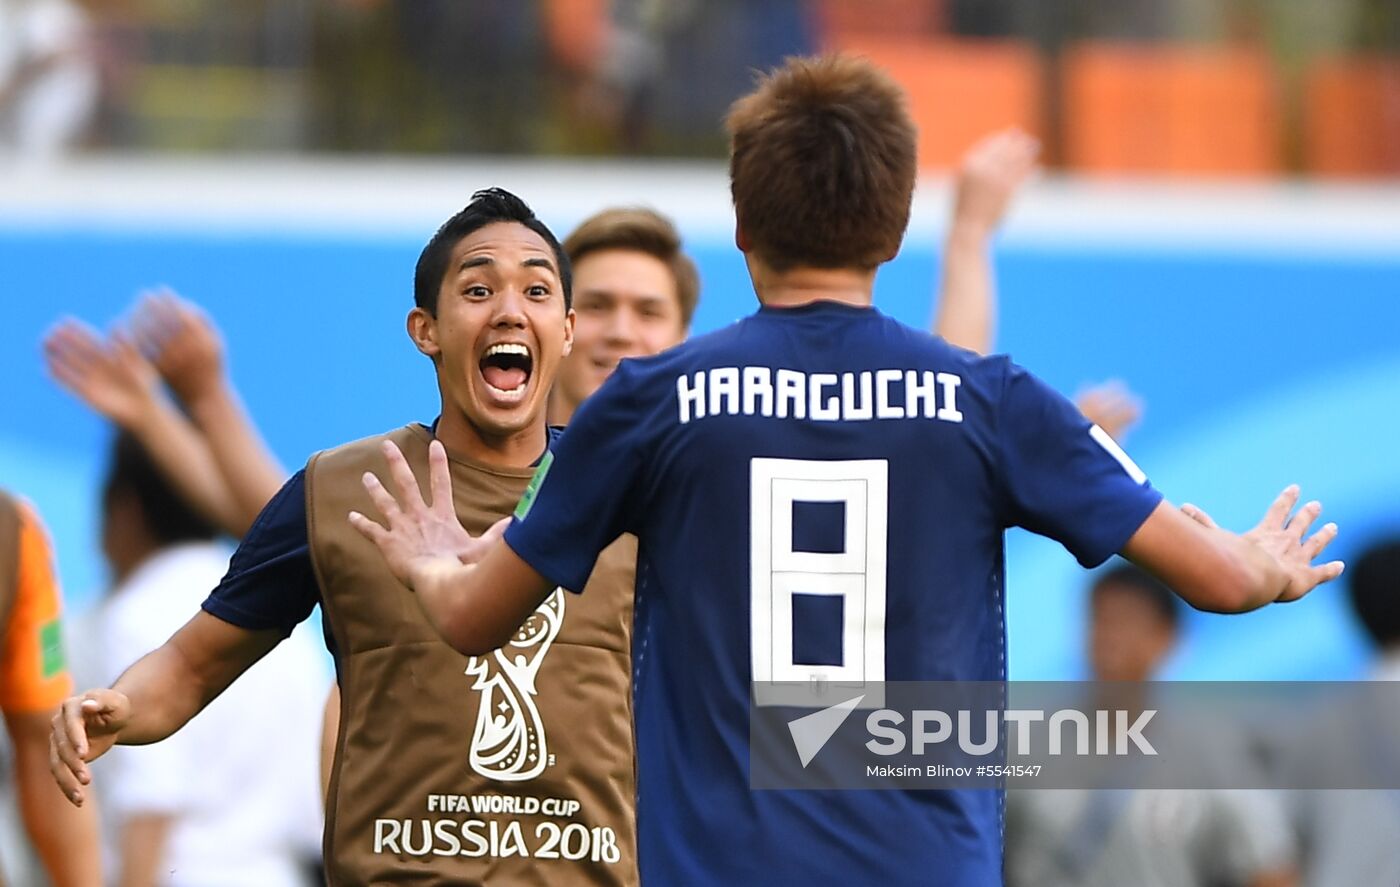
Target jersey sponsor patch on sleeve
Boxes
[514,451,554,521]
[40,618,64,679]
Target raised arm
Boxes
[932,128,1039,354]
[49,612,282,806]
[1123,486,1343,613]
[133,292,287,529]
[1076,380,1143,443]
[349,440,554,655]
[44,318,247,536]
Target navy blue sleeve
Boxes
[201,471,320,637]
[505,363,647,593]
[994,362,1163,568]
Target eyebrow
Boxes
[458,256,556,274]
[578,288,668,303]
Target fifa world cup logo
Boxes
[464,589,566,781]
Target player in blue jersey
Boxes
[350,55,1344,885]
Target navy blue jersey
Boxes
[505,301,1162,885]
[201,469,320,638]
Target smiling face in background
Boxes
[554,248,685,414]
[410,221,574,451]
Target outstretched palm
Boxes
[350,439,507,590]
[131,290,226,406]
[1185,485,1342,603]
[1244,486,1342,602]
[44,320,161,427]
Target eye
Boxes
[526,284,551,298]
[464,284,490,298]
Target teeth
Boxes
[485,343,530,359]
[485,382,528,400]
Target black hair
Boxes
[102,430,220,546]
[413,187,572,314]
[1348,538,1400,647]
[1090,562,1180,629]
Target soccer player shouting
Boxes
[351,56,1344,885]
[51,189,640,886]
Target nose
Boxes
[491,287,528,330]
[604,306,638,347]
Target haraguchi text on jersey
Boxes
[677,368,964,424]
[372,793,622,863]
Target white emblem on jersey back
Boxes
[464,589,566,781]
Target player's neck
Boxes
[750,262,876,309]
[435,408,550,470]
[546,387,577,427]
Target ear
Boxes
[561,308,576,358]
[407,307,440,359]
[734,222,750,254]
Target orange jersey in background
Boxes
[0,493,72,714]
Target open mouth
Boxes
[478,342,534,402]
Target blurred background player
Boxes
[351,54,1344,886]
[0,0,98,161]
[45,299,328,885]
[1284,537,1400,887]
[51,190,642,886]
[931,125,1143,442]
[45,291,287,539]
[46,294,347,801]
[0,489,101,885]
[85,430,324,887]
[549,206,700,425]
[1005,564,1297,887]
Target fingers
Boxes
[1303,521,1339,560]
[1287,500,1322,540]
[43,319,105,384]
[173,296,216,339]
[66,694,95,757]
[109,330,153,375]
[428,440,455,518]
[967,127,1040,169]
[360,471,404,528]
[1180,503,1218,529]
[458,516,510,566]
[1283,558,1347,602]
[1311,560,1346,585]
[49,732,85,806]
[482,516,511,545]
[51,718,86,781]
[1077,380,1143,441]
[1258,485,1300,532]
[50,698,92,803]
[381,440,428,516]
[348,510,389,547]
[44,337,96,394]
[129,289,182,359]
